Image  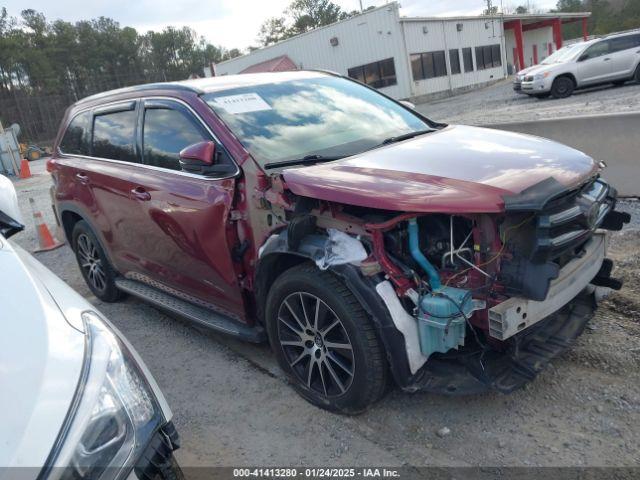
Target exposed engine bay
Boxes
[257,174,630,394]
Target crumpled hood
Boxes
[282,125,597,213]
[0,239,85,468]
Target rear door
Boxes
[126,98,245,319]
[609,34,640,80]
[577,40,613,84]
[56,102,143,274]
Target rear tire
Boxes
[72,220,123,302]
[550,76,575,99]
[266,263,388,414]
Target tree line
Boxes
[0,7,242,101]
[553,0,640,38]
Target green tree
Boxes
[258,17,289,46]
[257,0,352,46]
[288,0,348,34]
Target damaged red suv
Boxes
[49,71,629,413]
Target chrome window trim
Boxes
[57,96,241,181]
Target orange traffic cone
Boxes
[19,158,31,179]
[29,198,64,252]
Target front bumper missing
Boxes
[406,290,597,395]
[489,232,606,340]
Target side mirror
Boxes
[0,174,25,238]
[399,100,416,110]
[179,141,216,174]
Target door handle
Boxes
[130,186,151,201]
[75,172,89,184]
[603,57,611,61]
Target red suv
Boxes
[49,71,629,413]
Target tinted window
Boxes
[583,41,610,60]
[610,35,640,53]
[411,51,447,80]
[410,54,423,80]
[347,58,397,88]
[492,44,502,67]
[60,112,91,155]
[462,47,474,72]
[475,44,502,70]
[143,108,208,170]
[92,110,137,162]
[449,49,461,75]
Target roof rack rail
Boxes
[602,28,640,39]
[76,82,203,105]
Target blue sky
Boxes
[4,0,560,49]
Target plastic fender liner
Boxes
[257,230,497,393]
[256,229,417,387]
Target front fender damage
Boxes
[257,228,495,395]
[252,173,626,396]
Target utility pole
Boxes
[359,0,363,12]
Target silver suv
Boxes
[514,30,640,99]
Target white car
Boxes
[514,30,640,98]
[0,175,182,479]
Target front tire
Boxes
[550,76,575,99]
[72,220,123,302]
[266,263,387,414]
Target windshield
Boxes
[204,75,431,167]
[541,44,582,64]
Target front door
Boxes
[577,40,614,85]
[126,98,245,320]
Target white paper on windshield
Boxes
[213,93,272,114]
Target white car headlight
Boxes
[44,311,163,479]
[534,72,551,81]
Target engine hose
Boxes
[407,218,441,290]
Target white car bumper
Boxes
[521,76,553,94]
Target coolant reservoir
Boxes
[417,286,477,359]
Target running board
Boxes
[115,278,266,343]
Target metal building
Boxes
[213,2,590,101]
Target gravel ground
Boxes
[416,78,640,125]
[8,160,640,468]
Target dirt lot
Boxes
[8,158,640,469]
[416,78,640,125]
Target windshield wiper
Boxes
[264,154,346,170]
[380,129,433,146]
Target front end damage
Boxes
[256,174,630,395]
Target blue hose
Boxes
[408,218,441,290]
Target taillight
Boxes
[46,157,56,173]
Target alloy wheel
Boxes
[277,292,355,397]
[76,233,107,292]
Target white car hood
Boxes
[0,238,85,469]
[517,63,557,77]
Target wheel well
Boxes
[555,73,577,87]
[60,210,83,244]
[254,252,309,325]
